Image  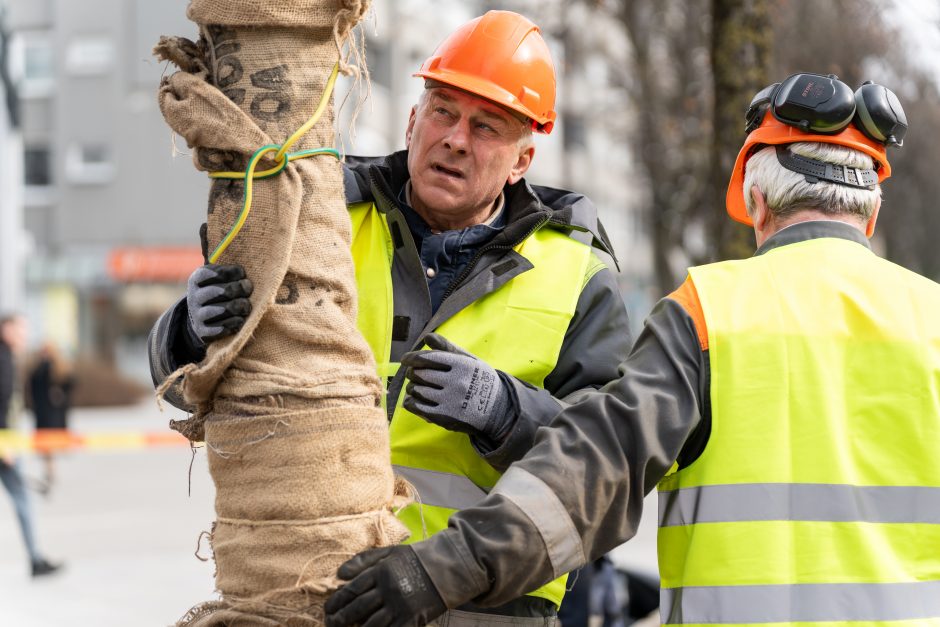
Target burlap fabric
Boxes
[156,11,379,427]
[154,2,409,624]
[176,398,409,626]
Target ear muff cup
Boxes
[770,73,857,134]
[853,82,908,147]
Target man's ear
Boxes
[405,105,418,148]
[750,185,771,231]
[750,185,776,247]
[507,145,535,185]
[865,195,882,238]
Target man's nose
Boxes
[442,120,470,154]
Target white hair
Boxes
[743,142,882,221]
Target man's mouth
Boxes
[432,163,464,179]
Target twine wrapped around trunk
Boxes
[153,2,409,624]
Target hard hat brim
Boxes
[414,68,556,134]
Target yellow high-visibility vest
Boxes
[350,201,604,607]
[659,236,940,626]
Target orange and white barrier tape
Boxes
[0,429,191,453]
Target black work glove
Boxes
[185,263,253,347]
[324,545,447,627]
[401,333,515,442]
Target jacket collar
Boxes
[343,151,617,265]
[755,220,872,257]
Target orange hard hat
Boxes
[726,116,891,226]
[414,11,557,134]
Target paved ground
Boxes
[0,400,659,626]
[0,401,216,626]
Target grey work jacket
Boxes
[406,222,893,612]
[150,152,630,468]
[148,152,631,616]
[147,152,632,612]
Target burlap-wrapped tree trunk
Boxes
[154,2,409,624]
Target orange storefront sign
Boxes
[107,247,203,282]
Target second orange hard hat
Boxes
[726,117,891,226]
[414,10,557,134]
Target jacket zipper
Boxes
[369,169,399,220]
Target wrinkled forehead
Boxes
[423,80,530,127]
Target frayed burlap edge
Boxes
[175,506,410,627]
[185,0,371,78]
[154,363,209,442]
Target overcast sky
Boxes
[889,0,940,85]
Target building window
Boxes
[15,32,55,98]
[66,36,115,76]
[65,142,115,185]
[24,145,52,187]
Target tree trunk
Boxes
[710,0,771,261]
[154,2,408,625]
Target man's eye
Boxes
[477,123,495,133]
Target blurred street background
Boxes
[0,402,216,625]
[0,0,937,624]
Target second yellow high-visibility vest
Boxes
[658,236,940,626]
[349,201,605,607]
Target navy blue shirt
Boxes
[398,184,506,313]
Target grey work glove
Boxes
[185,264,253,346]
[401,333,515,442]
[324,545,447,627]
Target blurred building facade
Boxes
[6,0,204,382]
[2,0,650,383]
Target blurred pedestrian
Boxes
[558,558,658,627]
[0,314,62,578]
[588,557,626,627]
[27,342,75,491]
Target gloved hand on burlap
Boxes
[185,263,253,347]
[324,545,447,627]
[401,333,516,443]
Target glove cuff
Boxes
[163,298,207,367]
[487,370,518,442]
[184,313,208,350]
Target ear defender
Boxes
[770,73,857,134]
[853,81,908,148]
[728,73,906,226]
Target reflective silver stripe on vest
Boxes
[393,465,489,510]
[659,483,940,527]
[661,580,940,624]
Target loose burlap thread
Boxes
[154,2,410,624]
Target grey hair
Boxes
[743,142,882,221]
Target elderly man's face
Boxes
[406,87,533,226]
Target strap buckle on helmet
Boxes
[775,145,878,190]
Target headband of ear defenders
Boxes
[775,145,878,190]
